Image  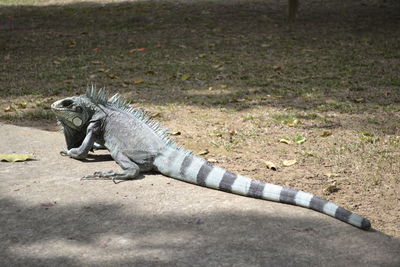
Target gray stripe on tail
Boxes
[248,180,265,199]
[335,206,352,223]
[179,154,193,178]
[309,196,329,212]
[219,171,237,192]
[279,187,298,205]
[197,161,213,186]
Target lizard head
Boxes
[51,96,91,130]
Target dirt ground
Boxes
[0,0,399,237]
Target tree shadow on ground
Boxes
[1,0,399,112]
[1,196,399,266]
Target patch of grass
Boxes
[272,111,323,126]
[0,108,55,121]
[359,131,379,144]
[1,0,399,110]
[272,113,300,126]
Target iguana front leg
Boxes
[82,151,141,183]
[61,122,97,159]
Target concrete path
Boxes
[1,123,399,266]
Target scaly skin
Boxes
[51,86,371,230]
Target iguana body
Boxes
[51,87,371,230]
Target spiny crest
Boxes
[85,85,133,111]
[84,85,184,150]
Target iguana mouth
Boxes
[51,99,72,111]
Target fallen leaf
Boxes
[198,149,209,156]
[264,161,277,171]
[320,131,332,137]
[14,101,27,109]
[181,73,191,81]
[108,73,118,79]
[133,77,144,84]
[282,159,297,167]
[287,119,300,127]
[4,105,16,112]
[279,138,292,145]
[149,112,161,118]
[324,181,339,195]
[68,40,76,48]
[145,70,156,75]
[293,134,306,144]
[325,173,340,178]
[129,48,146,53]
[272,65,283,71]
[353,97,365,103]
[207,158,218,163]
[0,153,34,162]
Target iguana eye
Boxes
[61,99,73,107]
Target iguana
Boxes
[51,86,371,230]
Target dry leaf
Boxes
[68,40,76,48]
[181,73,191,81]
[198,149,209,156]
[320,131,332,137]
[287,119,300,127]
[279,138,292,144]
[4,105,16,112]
[207,158,218,163]
[108,73,118,79]
[353,97,365,103]
[282,159,297,167]
[325,173,340,178]
[324,181,339,195]
[133,77,144,84]
[264,161,277,171]
[15,101,27,109]
[129,48,146,53]
[0,153,34,162]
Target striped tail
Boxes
[154,147,371,230]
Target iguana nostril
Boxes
[62,99,73,107]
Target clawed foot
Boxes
[81,171,122,184]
